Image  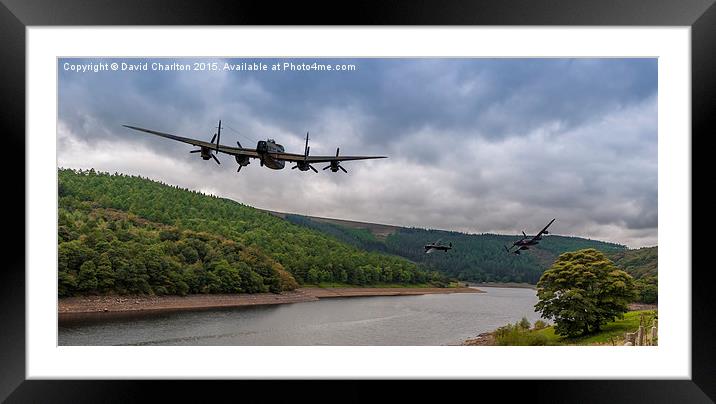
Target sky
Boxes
[57,58,658,248]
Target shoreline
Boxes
[59,287,483,320]
[469,282,537,290]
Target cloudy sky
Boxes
[58,58,657,248]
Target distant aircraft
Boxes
[504,218,556,255]
[123,120,386,173]
[424,239,453,254]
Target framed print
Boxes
[4,0,714,401]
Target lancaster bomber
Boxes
[504,218,556,255]
[424,240,453,254]
[123,120,386,173]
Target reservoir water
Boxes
[58,287,540,346]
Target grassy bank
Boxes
[533,310,657,345]
[465,310,657,346]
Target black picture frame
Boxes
[3,0,712,401]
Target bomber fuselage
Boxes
[256,139,286,169]
[424,243,452,253]
[514,239,540,247]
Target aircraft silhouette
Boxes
[123,120,386,173]
[424,239,453,254]
[504,218,556,255]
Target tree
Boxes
[58,270,77,297]
[180,245,199,264]
[77,261,98,293]
[307,268,322,284]
[275,266,299,291]
[159,228,181,241]
[634,276,658,304]
[95,253,115,293]
[534,248,635,337]
[213,260,243,293]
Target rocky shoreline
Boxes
[58,287,483,320]
[463,332,496,346]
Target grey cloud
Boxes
[58,57,657,247]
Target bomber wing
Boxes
[122,125,260,158]
[270,152,387,163]
[529,218,556,242]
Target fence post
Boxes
[636,326,645,346]
[624,332,636,346]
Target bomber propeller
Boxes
[323,148,348,173]
[189,120,222,165]
[292,132,318,172]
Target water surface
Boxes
[59,287,540,346]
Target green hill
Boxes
[57,169,444,297]
[608,246,658,303]
[281,214,629,284]
[58,168,657,302]
[609,246,658,279]
[279,214,657,303]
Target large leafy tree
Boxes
[535,248,635,337]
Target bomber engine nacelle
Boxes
[323,148,347,173]
[189,120,222,165]
[291,132,318,173]
[235,154,250,167]
[190,145,220,165]
[327,161,340,172]
[198,146,212,160]
[234,141,251,172]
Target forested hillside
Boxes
[58,169,656,301]
[284,214,628,284]
[285,215,390,253]
[609,246,658,303]
[610,246,657,279]
[58,169,442,297]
